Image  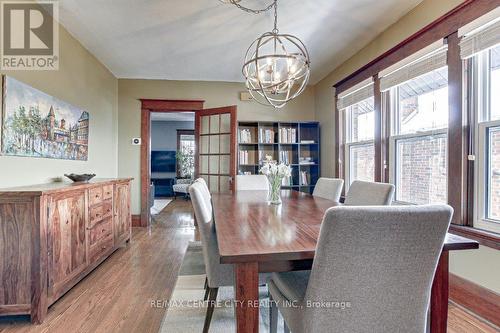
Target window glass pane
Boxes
[395,66,448,135]
[395,135,447,204]
[490,46,500,121]
[347,97,374,142]
[349,144,374,184]
[179,134,195,155]
[487,126,500,221]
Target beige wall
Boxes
[117,79,316,214]
[0,23,118,188]
[450,246,500,294]
[314,0,500,294]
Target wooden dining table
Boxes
[211,190,479,333]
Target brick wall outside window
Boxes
[396,135,447,204]
[350,144,374,184]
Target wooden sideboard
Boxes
[0,178,132,324]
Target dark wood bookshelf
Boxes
[237,121,320,194]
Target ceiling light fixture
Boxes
[222,0,310,109]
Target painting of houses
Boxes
[1,76,89,160]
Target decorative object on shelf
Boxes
[260,155,291,205]
[222,0,310,108]
[64,173,96,182]
[1,76,89,160]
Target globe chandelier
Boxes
[222,0,311,109]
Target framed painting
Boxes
[0,76,89,160]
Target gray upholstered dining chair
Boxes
[312,177,344,202]
[189,181,269,333]
[269,204,452,333]
[193,177,210,197]
[236,174,269,191]
[344,180,395,205]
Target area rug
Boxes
[151,199,172,215]
[159,242,284,332]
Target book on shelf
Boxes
[239,150,251,165]
[279,150,293,164]
[259,128,275,143]
[300,140,315,144]
[239,128,253,143]
[299,157,315,165]
[279,128,297,143]
[281,175,293,186]
[300,171,310,186]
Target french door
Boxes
[195,106,237,193]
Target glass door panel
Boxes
[196,106,236,193]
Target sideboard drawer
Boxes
[89,204,103,227]
[102,200,113,218]
[103,185,113,200]
[89,218,113,245]
[89,233,114,263]
[89,187,103,206]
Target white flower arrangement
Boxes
[259,155,292,204]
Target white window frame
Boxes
[342,98,375,191]
[345,140,375,190]
[472,48,500,233]
[389,129,448,204]
[388,81,449,205]
[475,120,500,233]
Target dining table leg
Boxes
[430,250,449,333]
[234,262,259,333]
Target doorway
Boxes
[150,112,195,216]
[139,99,237,227]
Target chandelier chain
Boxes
[229,0,276,15]
[272,0,278,33]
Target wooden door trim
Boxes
[140,99,204,227]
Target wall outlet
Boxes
[132,138,141,145]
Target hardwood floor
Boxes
[448,304,499,333]
[0,199,497,333]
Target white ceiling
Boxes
[151,112,195,122]
[58,0,423,84]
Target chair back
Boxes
[303,205,452,333]
[188,181,233,287]
[312,177,344,202]
[236,175,269,191]
[344,180,394,205]
[194,177,211,197]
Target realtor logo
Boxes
[1,1,59,70]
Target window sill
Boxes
[449,225,500,250]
